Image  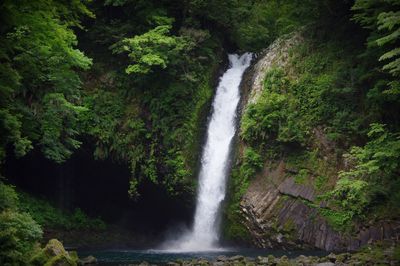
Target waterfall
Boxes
[163,53,252,252]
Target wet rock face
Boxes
[277,177,315,202]
[239,160,339,250]
[239,160,340,250]
[239,160,400,251]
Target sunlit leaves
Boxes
[111,23,189,74]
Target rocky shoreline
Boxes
[126,243,399,266]
[34,238,399,265]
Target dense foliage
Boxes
[0,0,93,163]
[0,182,42,265]
[78,1,223,197]
[19,192,106,231]
[0,181,105,264]
[0,0,399,257]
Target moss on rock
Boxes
[31,239,78,266]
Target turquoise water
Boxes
[77,248,329,265]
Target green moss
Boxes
[285,149,337,192]
[394,245,400,261]
[314,175,328,190]
[335,253,348,263]
[300,197,353,233]
[31,248,50,266]
[282,219,297,241]
[223,220,250,242]
[241,148,263,180]
[282,219,295,232]
[44,254,77,266]
[318,208,353,232]
[44,239,66,256]
[294,169,308,184]
[32,239,78,266]
[67,250,76,261]
[351,245,386,265]
[223,166,252,241]
[277,255,291,266]
[268,255,275,262]
[223,145,267,241]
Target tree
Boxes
[0,0,93,163]
[353,0,400,97]
[111,19,189,74]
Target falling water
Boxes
[163,53,252,252]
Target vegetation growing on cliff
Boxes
[0,0,399,259]
[225,0,400,240]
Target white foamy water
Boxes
[162,53,252,252]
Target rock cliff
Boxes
[235,34,400,252]
[240,160,400,251]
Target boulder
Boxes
[267,255,277,265]
[276,255,290,266]
[229,255,245,261]
[296,254,315,265]
[44,239,68,257]
[216,255,228,261]
[326,253,336,263]
[79,255,97,265]
[256,256,269,264]
[30,239,78,266]
[197,259,210,265]
[335,253,350,263]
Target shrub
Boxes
[321,124,400,226]
[0,182,18,211]
[19,193,106,231]
[0,210,42,265]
